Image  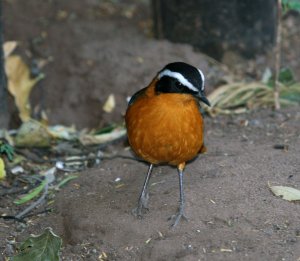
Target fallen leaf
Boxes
[11,227,62,261]
[14,180,47,205]
[103,94,116,113]
[15,119,51,147]
[0,158,6,180]
[79,127,126,145]
[115,183,125,189]
[47,125,77,140]
[3,41,18,58]
[55,175,78,189]
[99,251,108,259]
[270,185,300,201]
[14,167,55,205]
[157,231,163,238]
[55,156,86,172]
[5,55,44,122]
[94,124,116,135]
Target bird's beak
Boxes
[196,91,211,107]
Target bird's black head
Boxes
[155,62,210,106]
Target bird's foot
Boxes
[131,205,148,218]
[132,193,149,218]
[169,209,188,228]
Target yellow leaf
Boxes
[5,55,44,122]
[0,158,6,180]
[103,94,116,113]
[3,41,18,58]
[79,127,126,145]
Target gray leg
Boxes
[132,164,153,218]
[170,167,188,227]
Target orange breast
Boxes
[125,85,204,166]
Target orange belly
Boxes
[125,92,204,166]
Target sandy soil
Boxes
[1,1,300,261]
[3,108,300,261]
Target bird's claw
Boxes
[132,205,149,218]
[131,164,153,219]
[169,210,188,228]
[132,193,149,218]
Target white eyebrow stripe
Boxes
[158,69,198,92]
[198,69,205,91]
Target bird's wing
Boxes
[199,144,207,154]
[128,87,148,106]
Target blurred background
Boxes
[1,0,299,130]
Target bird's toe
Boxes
[131,205,149,219]
[169,210,188,228]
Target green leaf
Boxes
[94,124,116,135]
[14,180,47,205]
[279,68,294,85]
[0,142,14,161]
[282,0,300,12]
[290,2,300,10]
[270,185,300,201]
[280,92,300,103]
[280,83,300,103]
[11,228,62,261]
[15,119,51,148]
[56,175,78,188]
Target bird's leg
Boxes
[132,164,153,218]
[170,163,188,227]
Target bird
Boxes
[125,62,210,227]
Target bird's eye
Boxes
[176,81,184,90]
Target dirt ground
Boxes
[1,1,300,261]
[2,108,300,261]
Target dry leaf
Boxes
[3,41,18,58]
[48,125,77,140]
[270,185,300,201]
[5,55,44,122]
[220,248,233,252]
[0,158,6,180]
[15,119,51,147]
[79,127,126,145]
[205,81,300,116]
[103,94,116,113]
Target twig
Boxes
[0,187,26,197]
[0,208,52,223]
[274,0,282,110]
[22,208,52,219]
[0,215,25,223]
[57,154,138,163]
[15,182,49,220]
